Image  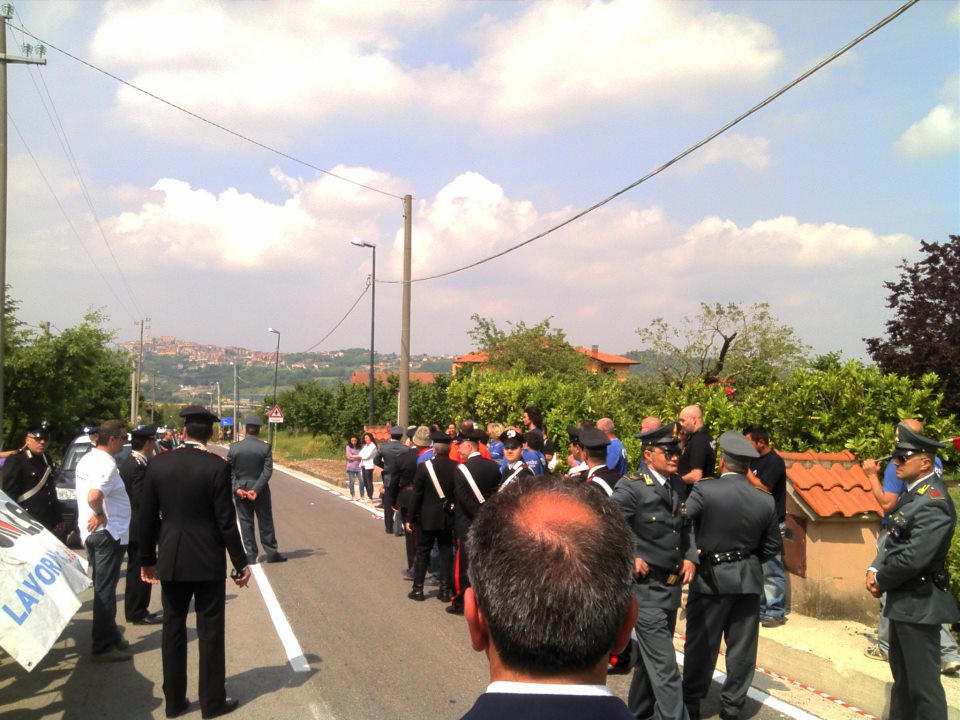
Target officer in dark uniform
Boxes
[578,427,623,497]
[376,425,408,534]
[565,424,589,479]
[499,428,533,486]
[866,422,959,720]
[227,416,285,564]
[682,431,782,720]
[119,423,161,625]
[610,422,695,720]
[449,427,502,615]
[1,420,62,533]
[406,430,457,602]
[140,406,250,719]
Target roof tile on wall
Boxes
[780,451,883,519]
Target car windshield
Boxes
[61,441,133,473]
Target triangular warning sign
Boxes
[268,405,283,419]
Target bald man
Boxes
[597,418,628,476]
[678,405,715,490]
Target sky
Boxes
[5,0,959,360]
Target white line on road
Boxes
[675,651,821,720]
[252,562,310,673]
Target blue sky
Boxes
[6,0,959,360]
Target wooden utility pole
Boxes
[398,194,412,429]
[0,6,46,446]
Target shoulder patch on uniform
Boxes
[928,489,943,499]
[917,484,930,495]
[626,470,654,486]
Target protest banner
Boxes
[0,490,91,671]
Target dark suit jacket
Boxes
[460,692,635,720]
[409,455,456,531]
[226,435,273,495]
[686,472,781,595]
[1,450,61,530]
[118,452,149,540]
[139,445,247,581]
[453,455,502,538]
[874,472,960,624]
[584,465,623,497]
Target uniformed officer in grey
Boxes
[682,431,781,720]
[866,422,958,720]
[227,416,286,564]
[610,422,695,720]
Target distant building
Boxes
[452,344,637,379]
[349,371,438,385]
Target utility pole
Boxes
[0,6,46,446]
[232,361,238,441]
[216,381,222,441]
[150,373,156,422]
[398,194,412,430]
[129,361,137,424]
[132,318,149,423]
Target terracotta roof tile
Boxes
[780,450,883,519]
[456,347,637,365]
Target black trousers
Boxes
[161,579,227,717]
[629,603,685,720]
[889,619,947,720]
[382,480,395,532]
[399,506,417,569]
[236,485,279,560]
[451,533,471,608]
[683,592,760,718]
[413,527,453,587]
[124,539,153,621]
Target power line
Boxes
[378,0,919,285]
[9,114,138,320]
[10,24,405,201]
[302,282,370,353]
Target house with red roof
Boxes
[453,344,637,379]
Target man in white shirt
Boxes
[460,474,638,720]
[76,420,132,662]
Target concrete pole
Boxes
[398,194,412,429]
[233,362,238,441]
[0,10,45,446]
[369,245,376,427]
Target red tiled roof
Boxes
[781,450,883,520]
[455,347,637,365]
[349,371,437,385]
[455,352,488,363]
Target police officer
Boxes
[119,423,161,625]
[406,430,457,602]
[865,422,959,720]
[565,424,588,479]
[227,416,285,564]
[682,431,782,720]
[1,420,62,533]
[376,425,408,534]
[578,426,623,497]
[499,428,533,486]
[610,422,695,720]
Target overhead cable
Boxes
[377,0,919,285]
[302,282,370,353]
[10,24,405,201]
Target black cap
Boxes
[26,420,52,440]
[457,428,487,444]
[389,425,405,438]
[577,426,611,450]
[429,430,452,444]
[718,430,760,461]
[82,424,99,435]
[180,405,219,424]
[639,422,682,449]
[892,422,946,457]
[566,424,582,444]
[130,423,158,439]
[500,428,524,449]
[244,416,264,427]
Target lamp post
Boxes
[351,238,376,427]
[268,327,280,444]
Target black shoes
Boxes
[202,697,239,718]
[437,586,452,603]
[132,612,162,625]
[407,586,425,601]
[165,698,191,718]
[445,604,464,616]
[266,554,287,563]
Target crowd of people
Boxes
[356,404,957,720]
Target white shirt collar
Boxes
[486,681,613,697]
[906,470,937,492]
[647,467,668,487]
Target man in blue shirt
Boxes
[597,418,628,475]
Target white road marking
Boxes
[675,651,821,720]
[252,562,310,673]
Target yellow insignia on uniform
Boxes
[917,484,929,495]
[894,426,901,444]
[672,424,680,441]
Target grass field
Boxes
[270,430,343,463]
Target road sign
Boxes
[268,405,284,423]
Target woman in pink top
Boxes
[345,435,362,499]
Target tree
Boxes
[634,302,809,391]
[865,235,960,413]
[4,305,131,450]
[466,315,589,377]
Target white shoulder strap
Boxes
[425,460,445,500]
[590,477,614,496]
[458,463,486,504]
[501,465,525,488]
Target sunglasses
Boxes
[653,446,681,458]
[891,451,925,463]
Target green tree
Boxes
[466,315,589,378]
[635,302,809,391]
[4,306,131,449]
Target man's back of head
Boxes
[466,474,636,681]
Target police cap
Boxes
[429,430,452,444]
[26,420,52,440]
[244,416,264,427]
[130,423,158,439]
[638,422,682,450]
[499,428,524,449]
[718,430,760,461]
[457,427,487,444]
[389,425,405,438]
[892,422,946,457]
[566,424,582,444]
[179,405,220,424]
[577,426,611,450]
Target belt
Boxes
[639,566,680,586]
[706,549,750,566]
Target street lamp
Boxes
[351,238,376,427]
[268,327,280,444]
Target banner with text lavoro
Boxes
[0,490,91,671]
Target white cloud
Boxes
[895,76,960,158]
[90,0,782,140]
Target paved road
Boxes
[1,457,871,720]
